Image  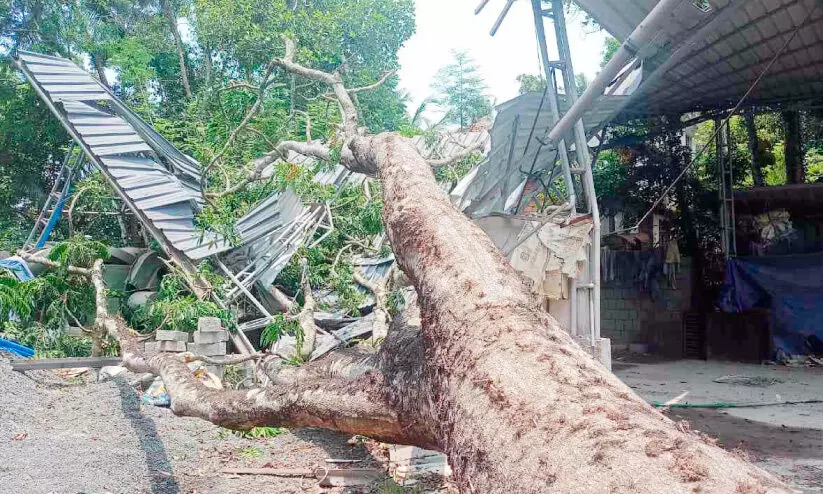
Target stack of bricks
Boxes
[145,330,190,354]
[188,317,229,378]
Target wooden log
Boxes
[11,356,122,371]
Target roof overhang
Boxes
[573,0,823,117]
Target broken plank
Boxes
[11,356,122,371]
[315,468,385,487]
[222,468,314,477]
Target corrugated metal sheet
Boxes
[450,92,625,216]
[14,51,314,265]
[573,0,823,116]
[13,51,231,260]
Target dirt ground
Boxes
[614,358,823,492]
[0,354,450,494]
[3,353,822,492]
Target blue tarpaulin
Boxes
[0,337,35,358]
[0,257,34,281]
[719,253,823,357]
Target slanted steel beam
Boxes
[545,0,684,145]
[548,0,748,143]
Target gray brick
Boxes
[197,317,223,332]
[156,330,190,342]
[187,341,227,356]
[158,340,187,352]
[193,330,228,344]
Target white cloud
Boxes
[398,0,609,115]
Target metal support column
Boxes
[716,118,736,258]
[549,0,602,344]
[530,0,580,339]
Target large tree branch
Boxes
[208,140,333,198]
[84,259,434,446]
[348,70,397,94]
[296,257,318,360]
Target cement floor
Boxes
[615,358,823,491]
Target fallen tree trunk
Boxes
[85,133,790,493]
[70,35,790,492]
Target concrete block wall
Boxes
[601,257,692,357]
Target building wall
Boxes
[601,257,692,357]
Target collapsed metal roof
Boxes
[12,50,330,270]
[574,0,823,116]
[451,91,629,216]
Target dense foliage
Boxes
[0,0,422,356]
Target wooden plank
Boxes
[11,356,122,371]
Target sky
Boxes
[397,0,610,118]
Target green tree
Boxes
[601,36,620,67]
[431,50,492,129]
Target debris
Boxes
[325,458,364,464]
[388,445,451,485]
[98,366,126,382]
[661,391,690,409]
[55,367,89,379]
[142,378,170,407]
[713,375,783,387]
[157,340,188,353]
[0,337,34,358]
[156,330,190,342]
[0,256,35,281]
[315,468,384,487]
[222,467,314,477]
[11,432,28,441]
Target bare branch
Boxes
[219,81,260,92]
[208,139,333,198]
[20,253,92,276]
[296,257,318,360]
[348,70,397,94]
[202,60,279,185]
[273,37,337,86]
[352,269,391,339]
[294,109,312,142]
[427,138,487,168]
[185,352,267,366]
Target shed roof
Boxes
[574,0,823,116]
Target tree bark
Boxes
[346,133,788,493]
[83,35,791,491]
[88,133,790,491]
[91,52,110,89]
[162,0,192,98]
[783,110,804,184]
[744,110,765,187]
